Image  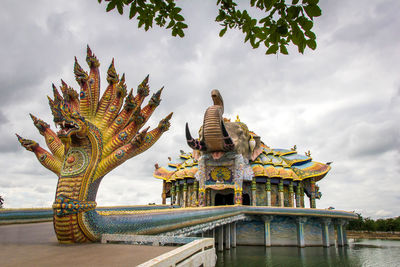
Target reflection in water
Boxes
[216,240,400,267]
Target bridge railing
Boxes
[136,238,216,267]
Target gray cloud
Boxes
[0,0,399,218]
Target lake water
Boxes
[216,239,400,266]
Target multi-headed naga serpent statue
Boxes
[17,47,172,243]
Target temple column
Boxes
[182,180,187,208]
[289,181,294,207]
[278,180,284,207]
[296,182,301,208]
[193,180,199,206]
[296,217,307,248]
[230,222,237,248]
[262,215,273,247]
[234,182,242,205]
[310,178,316,208]
[251,177,257,206]
[206,189,211,206]
[321,218,331,247]
[225,224,231,250]
[300,185,305,208]
[170,181,175,205]
[199,188,206,207]
[176,183,181,206]
[161,180,167,205]
[266,178,271,206]
[217,226,224,252]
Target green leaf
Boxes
[292,0,299,4]
[305,30,316,39]
[300,19,313,31]
[172,7,182,15]
[129,4,137,19]
[298,39,306,53]
[287,6,300,20]
[216,11,226,22]
[244,32,251,43]
[259,17,270,24]
[138,19,144,28]
[306,39,317,50]
[266,44,279,54]
[117,3,124,15]
[178,22,188,29]
[219,27,227,37]
[177,29,184,37]
[277,25,288,35]
[280,44,289,55]
[304,4,322,18]
[166,20,175,29]
[106,1,116,12]
[175,14,184,22]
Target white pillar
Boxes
[296,217,307,248]
[225,224,231,250]
[218,226,224,252]
[321,218,331,247]
[231,222,237,248]
[262,215,273,247]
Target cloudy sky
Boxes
[0,1,398,219]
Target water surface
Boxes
[216,239,400,266]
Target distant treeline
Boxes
[347,214,400,232]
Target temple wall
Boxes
[256,184,267,206]
[236,220,265,245]
[304,218,323,246]
[235,216,336,247]
[271,184,278,206]
[270,216,298,246]
[283,186,290,207]
[329,224,336,245]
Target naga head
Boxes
[16,134,39,152]
[158,112,173,132]
[48,97,88,147]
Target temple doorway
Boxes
[242,193,250,205]
[213,189,234,206]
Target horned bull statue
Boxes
[186,89,263,161]
[185,90,264,206]
[17,47,172,243]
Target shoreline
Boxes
[347,230,400,240]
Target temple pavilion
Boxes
[153,117,330,209]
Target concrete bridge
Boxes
[1,205,356,251]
